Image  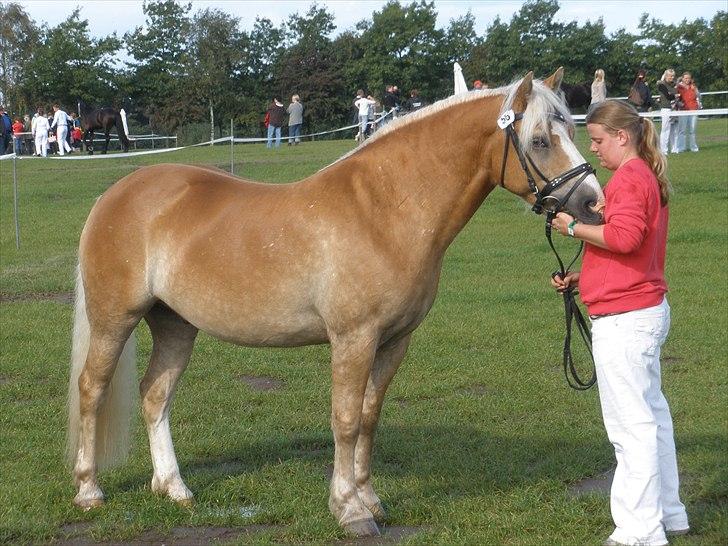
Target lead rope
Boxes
[545,211,596,390]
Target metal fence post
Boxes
[230,118,234,174]
[12,156,20,249]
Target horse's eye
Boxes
[532,136,550,149]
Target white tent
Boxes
[453,62,468,95]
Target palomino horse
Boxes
[79,101,131,154]
[68,69,604,537]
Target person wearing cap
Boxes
[50,103,72,155]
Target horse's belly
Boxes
[159,288,329,348]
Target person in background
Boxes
[550,99,689,546]
[675,72,700,153]
[380,85,397,127]
[404,89,426,113]
[31,107,50,157]
[287,94,303,146]
[50,103,72,155]
[656,69,680,154]
[0,106,12,153]
[354,89,376,143]
[591,69,607,105]
[472,80,484,91]
[12,117,25,155]
[265,97,285,149]
[71,125,83,150]
[628,69,653,112]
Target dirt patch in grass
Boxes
[0,375,11,385]
[0,291,73,304]
[662,355,683,365]
[337,525,430,545]
[55,523,284,545]
[457,383,490,397]
[567,467,614,497]
[237,374,285,391]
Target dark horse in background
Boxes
[79,101,131,155]
[560,83,592,110]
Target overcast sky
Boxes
[15,0,727,39]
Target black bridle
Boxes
[498,108,597,390]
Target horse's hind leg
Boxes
[140,303,198,504]
[74,323,138,508]
[328,331,380,537]
[355,334,411,523]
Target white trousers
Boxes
[56,126,71,155]
[676,114,698,152]
[659,109,678,154]
[592,298,688,546]
[34,134,48,157]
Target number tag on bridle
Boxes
[497,109,516,129]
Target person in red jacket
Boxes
[12,118,25,155]
[675,72,701,152]
[550,99,689,546]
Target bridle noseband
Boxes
[497,109,595,216]
[497,108,597,390]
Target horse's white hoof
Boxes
[74,494,104,510]
[343,518,380,537]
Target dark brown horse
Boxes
[79,101,131,154]
[68,69,604,537]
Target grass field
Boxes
[1,119,726,545]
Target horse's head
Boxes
[498,69,604,225]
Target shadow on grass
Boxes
[115,423,609,500]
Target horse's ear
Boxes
[513,72,534,109]
[543,67,564,91]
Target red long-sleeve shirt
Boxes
[580,158,668,316]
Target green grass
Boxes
[1,120,726,544]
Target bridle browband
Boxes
[497,109,594,215]
[497,108,597,390]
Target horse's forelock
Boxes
[502,78,574,153]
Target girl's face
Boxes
[666,73,674,83]
[682,74,692,85]
[587,123,633,172]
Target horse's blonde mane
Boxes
[325,76,572,169]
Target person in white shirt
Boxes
[354,90,377,143]
[31,108,50,157]
[51,103,72,155]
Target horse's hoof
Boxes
[176,497,195,508]
[367,502,387,524]
[343,518,380,537]
[74,496,104,510]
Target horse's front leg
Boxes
[354,334,411,523]
[328,331,379,537]
[85,130,94,155]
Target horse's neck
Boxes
[347,95,503,252]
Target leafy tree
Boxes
[125,0,192,131]
[0,2,39,114]
[18,8,121,113]
[273,4,347,131]
[187,7,247,137]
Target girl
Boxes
[550,100,689,546]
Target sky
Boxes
[14,0,727,40]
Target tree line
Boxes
[1,0,726,140]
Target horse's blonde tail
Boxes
[67,265,138,470]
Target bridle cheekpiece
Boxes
[497,109,595,216]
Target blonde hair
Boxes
[661,68,675,82]
[586,99,670,205]
[292,94,300,102]
[594,69,605,83]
